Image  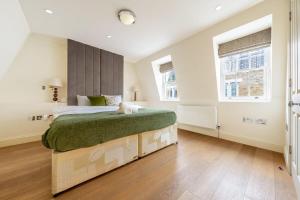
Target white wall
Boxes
[123,62,141,101]
[135,0,289,152]
[0,34,141,146]
[0,0,30,79]
[0,34,67,146]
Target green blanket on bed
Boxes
[42,109,176,152]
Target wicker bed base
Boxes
[138,124,177,157]
[52,135,138,194]
[52,125,177,195]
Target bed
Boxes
[42,107,177,194]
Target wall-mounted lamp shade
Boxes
[132,85,140,92]
[118,9,136,25]
[49,78,63,88]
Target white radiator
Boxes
[177,105,217,129]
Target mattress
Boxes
[42,108,177,152]
[52,105,119,117]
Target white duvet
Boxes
[53,106,119,118]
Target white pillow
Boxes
[77,95,91,106]
[118,103,141,114]
[103,95,122,106]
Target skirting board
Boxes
[178,123,283,153]
[220,131,283,153]
[0,134,41,148]
[178,123,218,138]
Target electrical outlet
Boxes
[30,114,52,121]
[242,117,253,123]
[255,118,267,125]
[36,115,43,120]
[31,116,36,121]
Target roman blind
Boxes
[159,61,173,73]
[218,28,271,57]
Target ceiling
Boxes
[19,0,263,62]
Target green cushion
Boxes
[88,96,106,106]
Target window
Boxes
[220,47,270,101]
[162,70,178,100]
[152,55,179,101]
[214,24,272,102]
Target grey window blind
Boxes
[159,61,173,73]
[218,28,271,57]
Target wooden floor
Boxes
[0,130,297,200]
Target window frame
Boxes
[151,55,179,102]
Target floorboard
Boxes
[245,149,276,200]
[0,129,296,200]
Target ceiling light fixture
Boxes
[215,5,222,11]
[106,35,112,39]
[45,9,54,14]
[118,9,136,25]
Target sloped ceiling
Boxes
[19,0,263,62]
[0,0,30,79]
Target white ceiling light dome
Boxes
[118,9,136,25]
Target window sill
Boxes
[160,98,180,102]
[219,98,271,103]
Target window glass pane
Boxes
[161,69,178,100]
[223,56,237,73]
[231,82,237,97]
[167,70,176,83]
[251,50,264,69]
[237,71,249,97]
[249,69,264,96]
[239,54,249,70]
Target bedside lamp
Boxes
[132,85,140,101]
[49,78,63,102]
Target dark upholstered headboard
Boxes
[67,39,124,105]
